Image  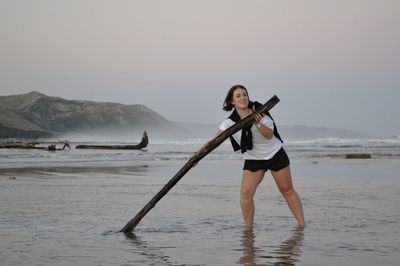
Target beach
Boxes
[1,140,400,265]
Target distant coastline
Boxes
[1,91,370,140]
[175,121,369,140]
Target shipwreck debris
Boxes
[0,140,71,151]
[75,131,148,150]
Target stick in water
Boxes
[120,95,280,233]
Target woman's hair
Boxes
[223,84,248,111]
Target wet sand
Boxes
[1,158,400,265]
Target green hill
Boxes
[0,91,184,139]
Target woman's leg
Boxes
[271,166,305,229]
[240,169,265,230]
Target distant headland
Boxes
[0,91,368,140]
[0,91,186,139]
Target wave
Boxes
[1,137,399,168]
[286,137,400,145]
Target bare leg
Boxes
[240,170,265,230]
[271,166,305,229]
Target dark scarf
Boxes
[228,101,283,153]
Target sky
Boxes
[1,0,399,137]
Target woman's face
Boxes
[231,88,249,109]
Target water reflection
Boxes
[239,228,304,265]
[124,232,172,265]
[238,229,263,265]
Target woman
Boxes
[195,85,305,230]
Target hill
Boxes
[0,91,187,140]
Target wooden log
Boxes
[76,131,148,150]
[0,143,47,149]
[345,153,371,159]
[120,95,280,233]
[0,141,69,150]
[0,143,37,149]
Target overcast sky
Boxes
[1,0,399,137]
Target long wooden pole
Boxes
[120,95,280,233]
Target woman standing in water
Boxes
[195,85,305,230]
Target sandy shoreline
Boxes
[1,158,399,265]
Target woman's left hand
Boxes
[254,113,264,122]
[254,113,265,128]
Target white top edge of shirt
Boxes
[219,115,282,160]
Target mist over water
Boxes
[56,124,193,143]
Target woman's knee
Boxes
[272,167,295,197]
[241,170,264,203]
[278,184,295,197]
[241,186,254,202]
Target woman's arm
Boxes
[254,113,274,139]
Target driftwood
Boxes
[345,153,371,159]
[120,95,280,233]
[75,131,148,150]
[0,141,70,150]
[0,143,39,149]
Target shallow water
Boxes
[1,152,400,265]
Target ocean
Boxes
[1,137,399,167]
[1,137,399,265]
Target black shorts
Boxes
[243,147,290,172]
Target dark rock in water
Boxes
[345,153,372,159]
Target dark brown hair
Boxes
[223,84,249,111]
